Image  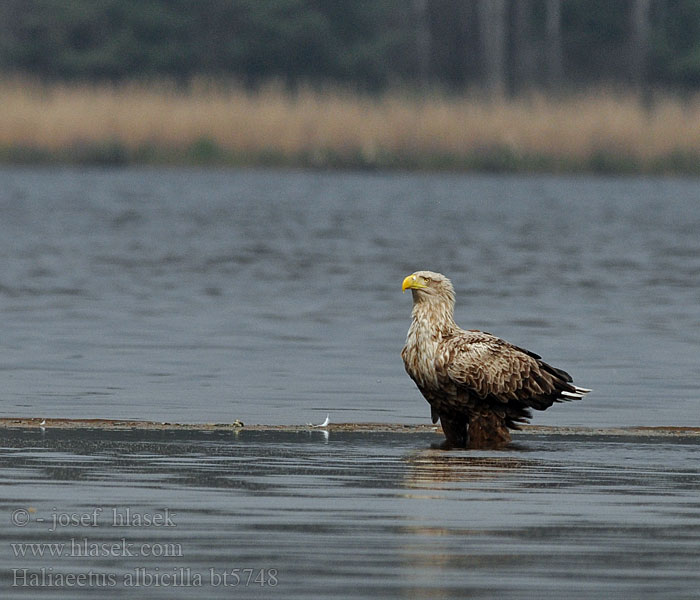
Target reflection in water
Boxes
[399,449,546,591]
[1,430,700,598]
[396,435,700,600]
[404,450,540,489]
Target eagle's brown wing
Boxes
[435,330,585,424]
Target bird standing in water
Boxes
[401,271,590,449]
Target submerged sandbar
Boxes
[0,417,698,438]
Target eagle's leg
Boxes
[437,413,468,449]
[467,412,511,449]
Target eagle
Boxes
[401,271,590,449]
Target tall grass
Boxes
[1,78,699,172]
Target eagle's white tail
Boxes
[561,386,591,400]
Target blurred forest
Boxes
[2,0,700,172]
[1,0,699,93]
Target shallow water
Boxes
[1,428,699,599]
[1,167,699,427]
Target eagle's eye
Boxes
[424,277,431,283]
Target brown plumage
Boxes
[401,271,590,449]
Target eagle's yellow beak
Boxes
[402,273,427,293]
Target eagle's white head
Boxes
[401,271,455,307]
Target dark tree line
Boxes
[0,0,699,92]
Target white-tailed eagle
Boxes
[402,271,589,449]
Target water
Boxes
[1,428,699,599]
[1,167,698,426]
[1,168,700,597]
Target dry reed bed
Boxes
[1,79,699,171]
